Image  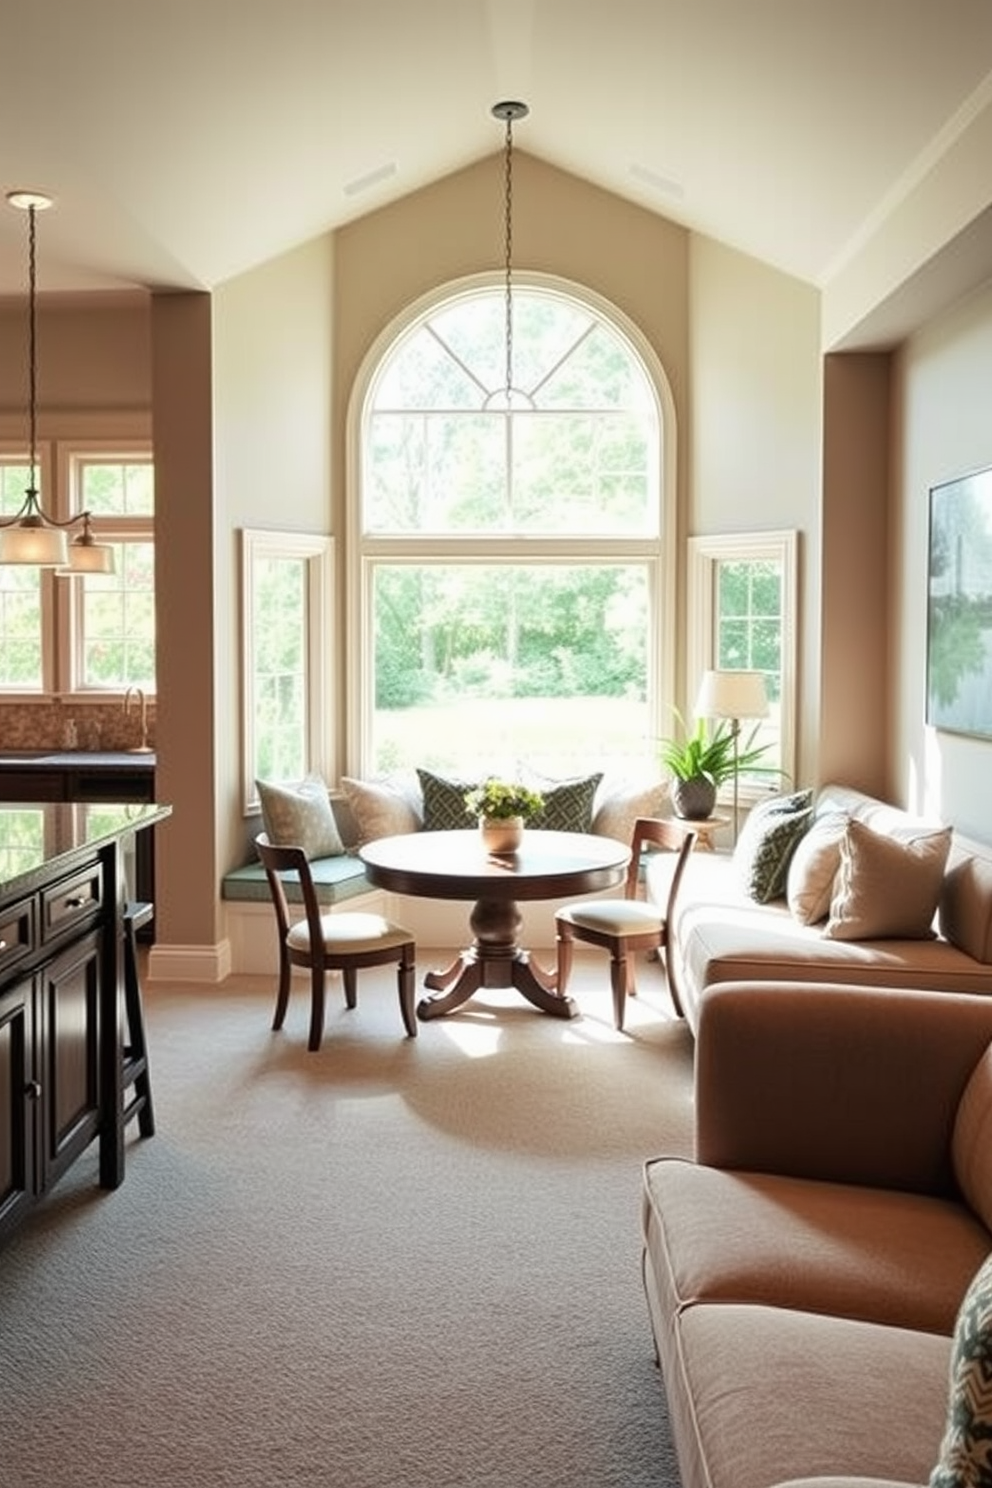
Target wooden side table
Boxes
[666,814,729,852]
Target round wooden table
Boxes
[359,828,631,1020]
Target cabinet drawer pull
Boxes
[63,894,88,909]
[0,938,6,950]
[25,1080,42,1101]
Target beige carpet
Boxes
[0,948,695,1488]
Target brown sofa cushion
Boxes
[643,1157,990,1336]
[671,1303,949,1488]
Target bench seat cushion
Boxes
[222,853,369,905]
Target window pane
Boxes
[252,555,308,782]
[366,288,658,538]
[79,541,156,688]
[78,460,154,516]
[716,558,784,769]
[371,563,652,777]
[0,463,32,515]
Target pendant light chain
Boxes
[492,101,529,408]
[502,108,515,402]
[27,203,39,493]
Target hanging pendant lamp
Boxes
[0,191,114,574]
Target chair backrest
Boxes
[255,833,324,958]
[626,818,696,1015]
[625,817,696,904]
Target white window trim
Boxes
[344,269,678,779]
[239,528,334,815]
[687,529,799,790]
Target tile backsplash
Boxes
[0,700,156,754]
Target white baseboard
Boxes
[147,939,232,984]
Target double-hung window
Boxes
[349,277,676,780]
[687,530,798,788]
[0,437,154,695]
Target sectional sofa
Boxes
[645,783,992,1033]
[642,979,992,1488]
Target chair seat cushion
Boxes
[558,899,664,934]
[287,912,412,955]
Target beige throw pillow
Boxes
[340,775,422,846]
[256,772,344,860]
[591,777,669,843]
[822,817,952,941]
[786,811,848,925]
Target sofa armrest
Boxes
[694,980,992,1194]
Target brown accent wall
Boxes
[819,352,891,793]
[150,293,220,947]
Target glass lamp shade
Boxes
[60,537,116,575]
[0,520,69,566]
[695,669,769,721]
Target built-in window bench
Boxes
[221,849,623,976]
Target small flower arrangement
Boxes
[464,777,544,822]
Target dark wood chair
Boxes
[255,834,418,1051]
[555,818,696,1031]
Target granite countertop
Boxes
[0,800,171,897]
[0,751,156,768]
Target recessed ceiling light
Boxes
[344,162,398,197]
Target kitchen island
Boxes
[0,798,171,1243]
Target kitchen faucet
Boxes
[123,686,153,754]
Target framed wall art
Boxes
[927,466,992,738]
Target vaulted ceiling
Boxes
[2,0,992,344]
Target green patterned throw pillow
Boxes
[930,1252,992,1488]
[417,769,478,831]
[529,773,604,832]
[734,788,814,904]
[256,772,345,860]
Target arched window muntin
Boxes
[346,271,677,781]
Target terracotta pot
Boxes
[479,816,524,853]
[671,776,717,821]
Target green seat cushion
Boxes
[223,854,369,905]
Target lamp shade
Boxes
[60,534,116,575]
[695,669,769,721]
[0,521,69,566]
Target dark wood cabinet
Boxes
[0,801,170,1245]
[0,976,34,1236]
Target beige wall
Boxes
[211,235,336,878]
[687,236,823,783]
[890,280,992,841]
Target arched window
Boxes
[347,275,675,780]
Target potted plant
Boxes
[464,778,545,853]
[659,715,773,821]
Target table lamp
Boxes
[694,669,769,844]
